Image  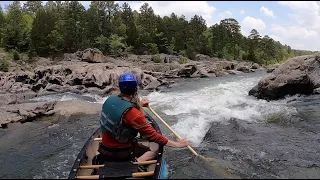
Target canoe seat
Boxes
[97,161,139,179]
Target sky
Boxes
[0,1,319,51]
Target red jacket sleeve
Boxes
[123,108,168,146]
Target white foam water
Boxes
[145,75,300,146]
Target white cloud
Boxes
[260,6,276,19]
[240,10,245,15]
[125,1,217,26]
[79,1,91,8]
[270,24,319,50]
[276,1,320,50]
[241,16,267,36]
[219,10,233,19]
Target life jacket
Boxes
[100,94,138,144]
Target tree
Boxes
[0,6,5,46]
[84,2,101,47]
[220,18,241,59]
[23,1,43,14]
[121,3,138,47]
[63,1,86,52]
[0,1,316,64]
[30,7,57,55]
[2,1,30,51]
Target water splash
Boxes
[146,75,300,146]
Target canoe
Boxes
[68,112,167,179]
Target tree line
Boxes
[0,1,317,66]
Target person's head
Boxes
[118,72,139,97]
[118,72,144,112]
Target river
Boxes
[0,71,319,179]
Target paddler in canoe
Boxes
[96,72,189,170]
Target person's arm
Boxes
[123,108,189,148]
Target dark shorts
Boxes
[98,142,150,162]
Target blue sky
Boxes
[1,1,319,51]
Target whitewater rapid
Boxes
[145,73,300,146]
[30,72,300,147]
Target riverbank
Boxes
[0,49,267,128]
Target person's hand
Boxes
[141,99,149,107]
[176,139,189,148]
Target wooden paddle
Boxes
[146,106,241,179]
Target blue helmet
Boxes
[119,73,139,95]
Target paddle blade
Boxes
[193,155,241,179]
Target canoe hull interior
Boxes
[68,112,167,179]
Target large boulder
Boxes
[249,53,320,100]
[214,61,237,70]
[177,63,210,78]
[236,62,253,73]
[195,54,211,61]
[266,64,280,73]
[81,48,106,63]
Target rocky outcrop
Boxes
[195,54,221,62]
[0,100,102,127]
[177,63,211,78]
[249,53,320,100]
[72,48,107,63]
[0,48,266,107]
[266,64,280,73]
[0,101,56,126]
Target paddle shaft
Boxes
[147,106,199,156]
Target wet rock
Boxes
[227,70,243,75]
[195,54,211,61]
[314,88,320,94]
[252,63,260,69]
[45,84,81,94]
[249,53,320,100]
[53,100,101,116]
[0,92,37,106]
[142,74,161,90]
[237,66,250,73]
[229,118,252,133]
[127,54,139,62]
[214,61,236,70]
[177,64,210,78]
[248,85,259,97]
[0,101,56,125]
[266,64,280,73]
[63,53,81,61]
[141,63,179,73]
[215,70,230,77]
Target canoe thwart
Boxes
[132,160,157,165]
[79,165,104,169]
[75,175,99,179]
[132,171,154,178]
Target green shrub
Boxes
[0,59,9,72]
[178,50,187,57]
[153,54,162,63]
[178,57,188,64]
[12,50,20,61]
[144,43,159,54]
